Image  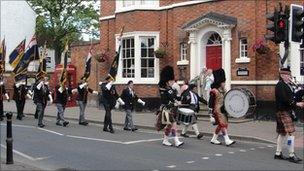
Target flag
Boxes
[36,43,47,80]
[81,46,92,81]
[0,39,6,75]
[13,35,39,76]
[108,27,124,80]
[9,39,25,68]
[60,42,69,87]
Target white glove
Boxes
[5,93,9,100]
[58,87,64,93]
[105,81,113,90]
[117,97,125,106]
[137,99,145,106]
[93,91,98,95]
[48,94,53,104]
[115,101,120,109]
[99,81,103,85]
[174,100,181,106]
[36,81,44,90]
[26,94,32,99]
[210,116,215,124]
[72,89,78,94]
[79,82,88,89]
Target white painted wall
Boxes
[28,48,55,72]
[0,0,36,71]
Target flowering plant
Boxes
[252,39,270,55]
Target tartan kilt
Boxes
[276,111,295,135]
[155,107,176,131]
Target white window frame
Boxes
[177,42,189,66]
[116,0,159,13]
[235,38,250,63]
[115,31,160,84]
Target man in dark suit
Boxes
[0,80,9,121]
[180,84,206,139]
[100,76,124,133]
[55,83,72,127]
[13,80,30,120]
[274,68,304,163]
[120,80,145,131]
[76,78,98,126]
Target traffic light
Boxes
[265,9,279,43]
[291,5,304,43]
[276,11,289,43]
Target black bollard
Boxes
[6,112,13,164]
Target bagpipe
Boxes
[289,77,304,102]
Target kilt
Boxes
[276,111,295,135]
[155,107,176,131]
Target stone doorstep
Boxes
[4,111,276,145]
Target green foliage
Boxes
[28,0,99,64]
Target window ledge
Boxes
[114,78,159,85]
[177,60,189,66]
[235,57,250,64]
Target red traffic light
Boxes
[278,19,286,29]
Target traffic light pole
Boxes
[280,41,290,67]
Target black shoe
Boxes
[34,115,38,119]
[16,116,22,120]
[131,128,137,132]
[181,133,189,138]
[289,155,302,164]
[79,122,88,126]
[56,122,63,126]
[63,121,69,127]
[38,124,45,128]
[123,127,131,131]
[103,128,110,132]
[21,114,25,117]
[109,129,115,134]
[197,133,204,139]
[133,127,138,131]
[274,152,287,160]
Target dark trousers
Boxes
[0,100,3,119]
[103,105,113,130]
[15,100,25,117]
[34,105,39,119]
[37,103,46,125]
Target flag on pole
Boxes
[81,45,92,81]
[0,39,6,75]
[36,43,47,80]
[9,39,25,68]
[108,26,124,81]
[60,42,69,87]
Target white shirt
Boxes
[190,91,198,104]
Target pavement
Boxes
[0,100,303,170]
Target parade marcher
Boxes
[13,79,31,120]
[120,80,145,131]
[75,77,98,126]
[55,83,72,127]
[33,76,52,128]
[274,68,304,163]
[0,80,9,121]
[156,65,184,147]
[180,83,205,139]
[100,76,124,133]
[208,68,235,146]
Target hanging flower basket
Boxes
[154,48,167,58]
[252,39,270,55]
[94,52,109,63]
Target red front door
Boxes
[206,46,222,70]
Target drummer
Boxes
[180,83,205,139]
[208,68,235,146]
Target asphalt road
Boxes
[0,116,303,170]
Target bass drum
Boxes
[224,88,256,118]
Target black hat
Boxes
[127,80,133,85]
[211,68,226,89]
[279,67,291,75]
[158,65,175,88]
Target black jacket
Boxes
[181,89,206,113]
[120,87,139,110]
[0,85,7,101]
[33,82,50,105]
[13,85,27,101]
[101,83,118,109]
[76,84,93,103]
[55,85,72,106]
[275,80,296,112]
[159,86,177,108]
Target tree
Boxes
[28,0,99,64]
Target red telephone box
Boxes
[51,64,77,107]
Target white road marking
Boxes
[267,145,274,148]
[215,154,223,156]
[66,135,124,144]
[239,149,247,152]
[250,148,255,151]
[123,138,164,144]
[1,144,51,161]
[37,128,64,136]
[228,151,235,154]
[186,161,195,164]
[202,157,210,160]
[166,165,176,168]
[258,146,265,149]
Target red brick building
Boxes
[97,0,304,107]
